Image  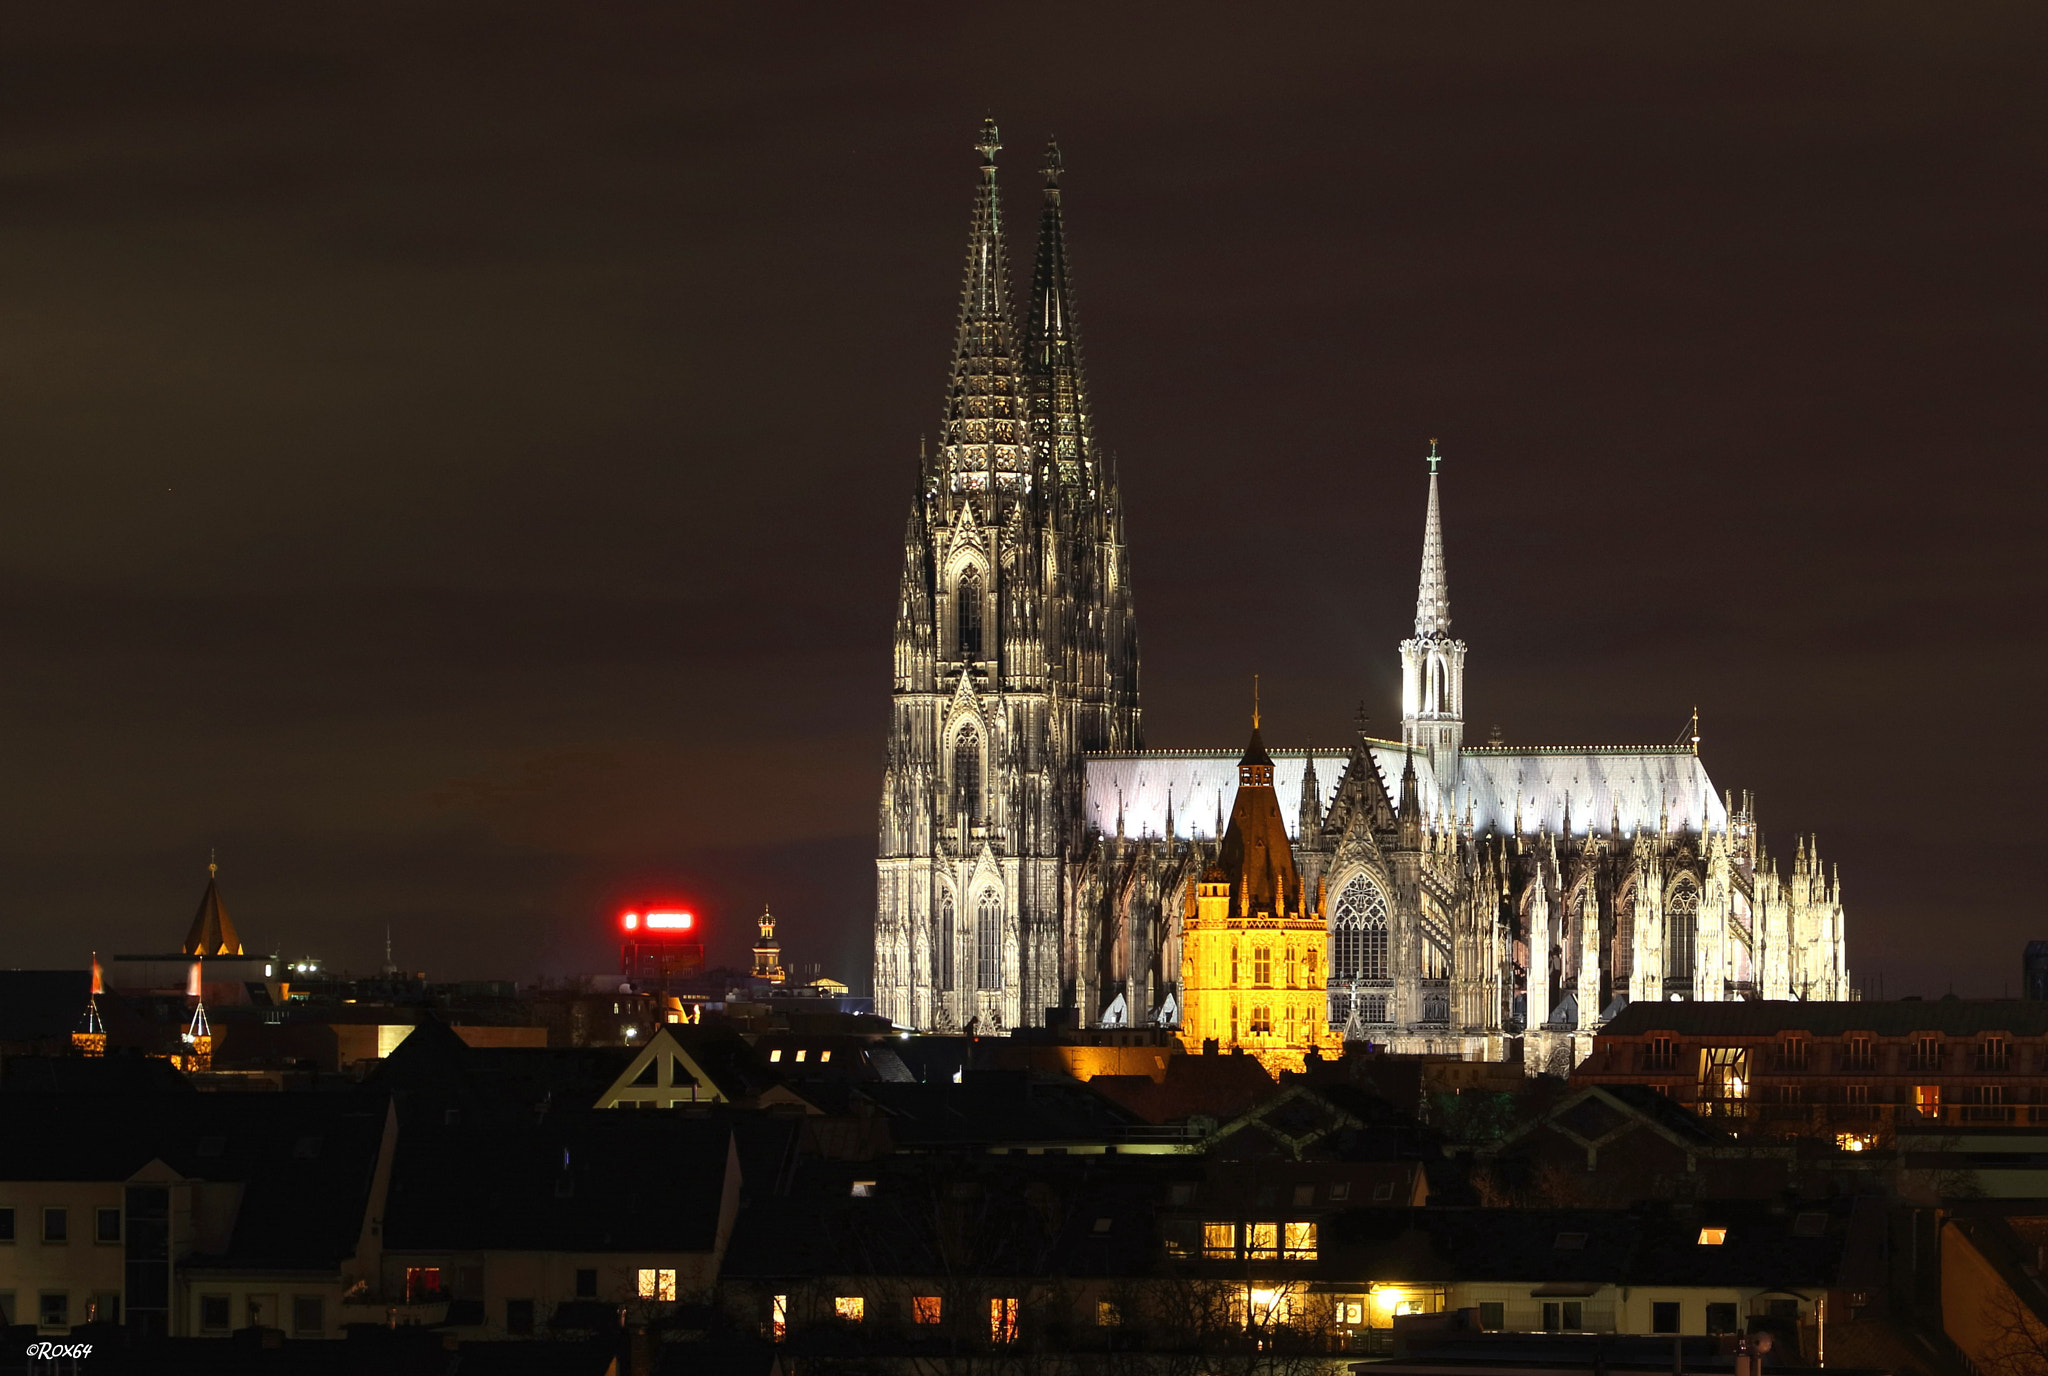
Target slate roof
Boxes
[852,1072,1147,1148]
[1317,1202,1861,1289]
[0,1090,390,1269]
[1598,999,2048,1039]
[382,1110,733,1252]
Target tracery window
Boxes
[976,893,1003,990]
[956,568,983,660]
[1331,876,1390,981]
[1665,880,1699,982]
[1253,947,1272,987]
[937,896,955,990]
[953,728,983,824]
[1613,885,1636,982]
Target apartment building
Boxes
[1578,1000,2048,1145]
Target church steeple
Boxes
[940,119,1032,505]
[1399,441,1467,803]
[1026,138,1094,495]
[1414,441,1451,638]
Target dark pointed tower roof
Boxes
[1414,441,1452,638]
[1026,137,1095,495]
[939,118,1032,504]
[182,859,244,957]
[1216,718,1304,918]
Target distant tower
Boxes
[1400,442,1466,796]
[182,856,244,957]
[72,956,106,1058]
[753,907,786,985]
[873,121,1139,1032]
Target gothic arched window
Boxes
[1331,876,1390,982]
[937,895,955,990]
[1613,884,1636,982]
[1665,880,1699,982]
[952,728,983,824]
[956,567,983,660]
[976,893,1002,990]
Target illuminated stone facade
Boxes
[1073,460,1852,1072]
[871,123,1139,1031]
[1177,726,1343,1074]
[873,127,1852,1062]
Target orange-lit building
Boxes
[1178,722,1342,1073]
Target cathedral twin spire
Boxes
[938,120,1102,509]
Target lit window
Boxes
[1248,1222,1279,1260]
[835,1296,864,1322]
[1697,1227,1727,1246]
[913,1296,942,1324]
[1341,1300,1365,1325]
[771,1294,787,1341]
[1092,1216,1112,1233]
[1097,1300,1121,1327]
[820,1050,831,1063]
[769,1049,782,1063]
[794,1050,806,1063]
[1915,1084,1942,1118]
[851,1180,876,1198]
[636,1268,676,1301]
[1203,1222,1236,1258]
[404,1266,440,1302]
[1836,1131,1877,1152]
[991,1296,1019,1343]
[1283,1221,1318,1259]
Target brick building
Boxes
[1578,1000,2048,1144]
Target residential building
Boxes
[1581,1000,2048,1143]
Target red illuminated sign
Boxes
[621,909,694,933]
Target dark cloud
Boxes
[0,4,2042,993]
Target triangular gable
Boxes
[598,1027,727,1109]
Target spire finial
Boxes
[208,848,217,879]
[1427,437,1441,474]
[1253,673,1261,730]
[1690,705,1701,753]
[976,116,1001,168]
[1042,136,1063,185]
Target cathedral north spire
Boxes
[1027,136,1095,494]
[940,118,1032,502]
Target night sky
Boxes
[2,6,2042,995]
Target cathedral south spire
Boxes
[1400,441,1467,800]
[940,119,1032,504]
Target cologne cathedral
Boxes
[873,123,1852,1070]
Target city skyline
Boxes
[0,7,2042,995]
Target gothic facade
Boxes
[871,122,1139,1032]
[874,127,1851,1062]
[1072,459,1852,1073]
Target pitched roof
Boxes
[383,1112,734,1252]
[183,871,244,956]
